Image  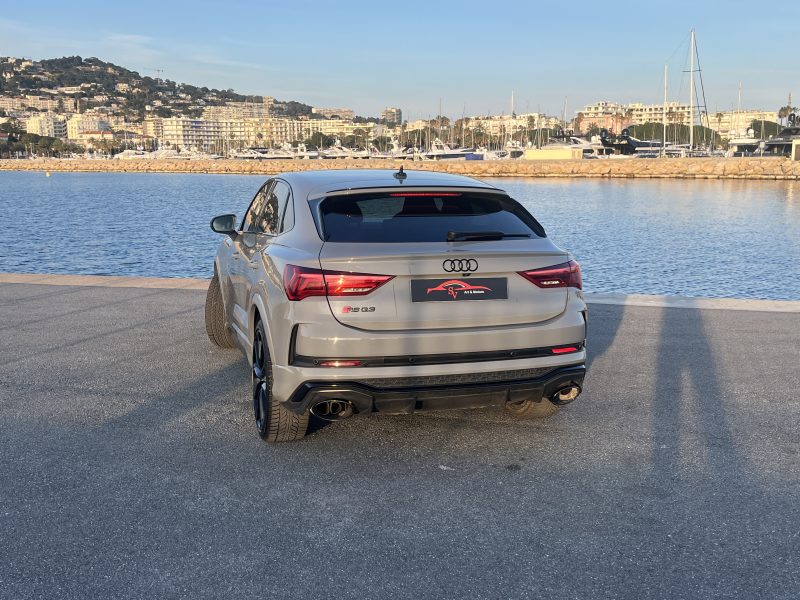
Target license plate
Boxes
[411,277,508,302]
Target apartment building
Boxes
[381,107,402,125]
[202,98,273,121]
[0,94,77,112]
[107,116,144,135]
[311,107,356,120]
[71,130,114,148]
[66,115,111,140]
[627,102,692,126]
[573,100,769,134]
[142,117,164,140]
[708,110,778,137]
[466,113,560,136]
[161,118,221,151]
[25,114,67,139]
[301,118,374,140]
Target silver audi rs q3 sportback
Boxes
[206,169,587,442]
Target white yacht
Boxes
[417,138,475,161]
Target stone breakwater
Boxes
[3,157,800,179]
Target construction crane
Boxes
[145,68,164,80]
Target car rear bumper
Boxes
[284,364,586,416]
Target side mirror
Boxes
[210,214,238,239]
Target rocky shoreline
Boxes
[2,157,800,179]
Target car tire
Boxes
[252,319,309,443]
[504,397,560,419]
[205,271,236,348]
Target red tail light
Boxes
[551,346,579,354]
[388,192,461,197]
[283,265,394,301]
[518,260,582,290]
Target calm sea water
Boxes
[0,171,798,300]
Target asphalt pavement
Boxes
[1,278,798,599]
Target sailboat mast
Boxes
[663,63,668,155]
[689,28,695,149]
[737,81,742,136]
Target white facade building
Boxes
[66,115,111,140]
[25,114,67,138]
[311,107,356,120]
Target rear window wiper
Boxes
[446,231,531,242]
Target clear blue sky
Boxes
[1,0,796,119]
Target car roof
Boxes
[276,169,502,198]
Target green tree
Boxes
[305,132,334,148]
[777,105,797,122]
[750,120,780,139]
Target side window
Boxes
[273,181,294,234]
[260,184,281,235]
[242,181,271,232]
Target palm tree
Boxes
[715,112,724,133]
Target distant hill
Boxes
[0,55,314,119]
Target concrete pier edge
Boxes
[1,272,798,313]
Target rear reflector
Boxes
[518,260,582,290]
[283,265,394,301]
[318,360,363,368]
[551,346,579,354]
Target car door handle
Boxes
[232,252,240,259]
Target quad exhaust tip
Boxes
[550,384,582,406]
[310,399,355,421]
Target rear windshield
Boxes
[316,192,545,243]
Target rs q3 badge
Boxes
[342,306,376,313]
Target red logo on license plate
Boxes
[427,279,491,299]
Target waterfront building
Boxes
[154,115,376,151]
[405,119,428,132]
[71,130,114,148]
[160,117,221,151]
[301,118,375,141]
[66,115,111,140]
[266,118,305,146]
[575,100,697,133]
[574,100,775,136]
[108,116,144,136]
[0,94,77,112]
[707,109,778,137]
[466,113,560,136]
[202,98,273,121]
[159,116,285,151]
[627,102,692,127]
[25,114,67,139]
[574,101,631,133]
[381,107,402,125]
[311,107,356,120]
[143,117,164,141]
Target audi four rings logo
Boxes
[443,259,478,272]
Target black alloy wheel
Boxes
[252,322,270,436]
[250,319,309,442]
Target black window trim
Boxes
[273,178,295,236]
